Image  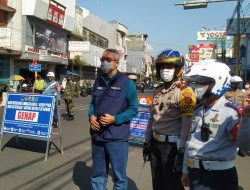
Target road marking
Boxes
[59,104,90,110]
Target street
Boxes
[0,91,249,190]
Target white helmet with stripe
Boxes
[184,60,231,97]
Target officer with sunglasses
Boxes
[88,48,138,190]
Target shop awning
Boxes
[0,4,16,13]
[19,53,68,65]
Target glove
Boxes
[143,143,150,162]
[174,148,184,172]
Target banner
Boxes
[35,25,66,53]
[1,93,55,138]
[129,96,153,144]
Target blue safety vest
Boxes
[92,73,129,141]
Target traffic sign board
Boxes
[29,64,41,72]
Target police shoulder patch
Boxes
[225,102,243,116]
[177,81,188,90]
[179,87,196,116]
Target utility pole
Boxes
[236,0,241,76]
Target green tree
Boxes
[72,55,88,66]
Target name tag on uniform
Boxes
[111,87,121,90]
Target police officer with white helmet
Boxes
[181,61,242,190]
[43,71,61,127]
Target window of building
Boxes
[0,10,7,27]
[83,27,108,49]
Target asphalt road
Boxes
[0,90,249,190]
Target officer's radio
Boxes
[201,123,212,142]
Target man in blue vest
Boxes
[88,48,138,190]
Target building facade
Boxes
[126,34,152,81]
[0,0,19,85]
[0,0,76,89]
[227,17,250,82]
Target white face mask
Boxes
[100,61,113,74]
[190,83,209,102]
[160,68,175,82]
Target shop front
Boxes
[14,17,69,84]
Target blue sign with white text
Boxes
[129,104,151,144]
[1,93,55,139]
[29,64,41,72]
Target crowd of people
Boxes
[88,48,250,190]
[0,47,250,190]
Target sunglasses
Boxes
[100,57,116,63]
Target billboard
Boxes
[35,25,67,53]
[188,44,213,62]
[68,41,90,52]
[197,30,230,41]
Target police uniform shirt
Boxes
[182,96,239,173]
[145,80,196,148]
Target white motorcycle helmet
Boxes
[230,75,242,90]
[47,71,55,77]
[184,61,231,97]
[231,75,242,83]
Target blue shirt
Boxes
[183,96,239,173]
[88,71,138,124]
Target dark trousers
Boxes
[188,167,238,190]
[150,138,184,190]
[34,89,43,94]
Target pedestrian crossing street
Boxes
[58,103,90,111]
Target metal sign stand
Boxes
[0,98,63,161]
[45,100,63,161]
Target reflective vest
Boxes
[92,73,129,141]
[34,79,44,90]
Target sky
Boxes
[76,0,248,56]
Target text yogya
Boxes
[15,111,39,122]
[207,32,226,38]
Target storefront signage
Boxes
[25,45,39,53]
[197,30,231,41]
[25,45,48,55]
[189,44,213,62]
[2,93,55,139]
[35,24,66,53]
[47,0,65,28]
[68,41,90,52]
[51,52,68,59]
[29,63,41,72]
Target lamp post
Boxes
[176,0,241,75]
